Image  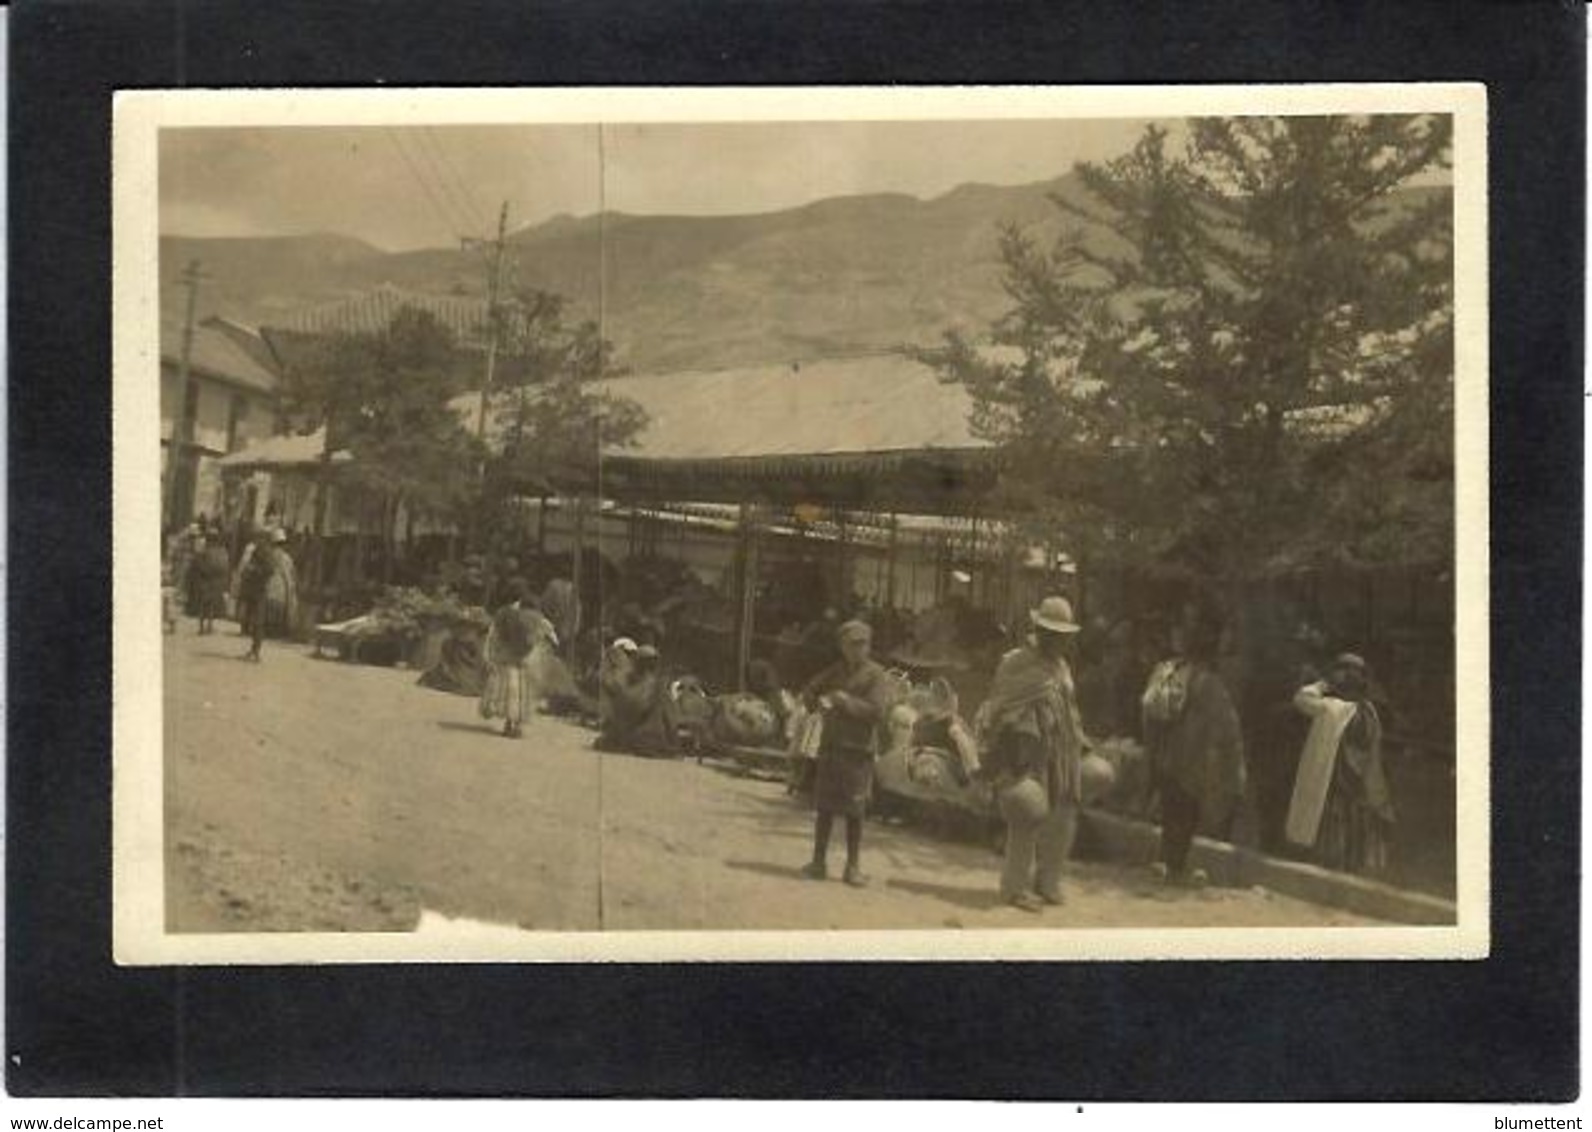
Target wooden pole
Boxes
[466,201,511,555]
[163,260,207,530]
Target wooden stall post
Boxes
[961,519,974,608]
[1003,538,1020,628]
[733,503,760,691]
[885,513,899,610]
[572,495,587,629]
[908,529,921,611]
[836,509,854,612]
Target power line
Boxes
[419,127,490,235]
[385,128,477,252]
[413,128,484,235]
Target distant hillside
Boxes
[159,176,1450,373]
[158,233,387,331]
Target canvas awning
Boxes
[217,429,351,472]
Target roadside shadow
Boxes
[724,858,822,884]
[436,720,503,736]
[738,790,809,812]
[884,876,1004,912]
[188,649,261,664]
[698,759,787,785]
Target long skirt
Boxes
[480,660,536,726]
[1316,775,1393,877]
[195,583,229,621]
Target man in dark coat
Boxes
[798,620,895,887]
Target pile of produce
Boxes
[367,587,489,645]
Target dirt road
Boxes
[163,626,1378,933]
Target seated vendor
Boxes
[745,659,794,739]
[596,641,675,757]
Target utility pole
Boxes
[461,202,510,555]
[163,260,209,530]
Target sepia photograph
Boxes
[113,86,1488,963]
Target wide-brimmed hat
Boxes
[1332,652,1368,673]
[1029,595,1080,635]
[611,637,640,654]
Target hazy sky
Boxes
[159,119,1170,251]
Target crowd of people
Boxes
[162,519,1400,910]
[777,593,1397,911]
[163,516,300,661]
[455,562,1398,910]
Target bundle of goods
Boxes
[312,614,404,665]
[370,587,488,646]
[1084,736,1151,816]
[681,679,797,778]
[875,675,991,821]
[712,692,786,749]
[668,677,716,751]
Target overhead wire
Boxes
[385,127,485,257]
[419,127,491,235]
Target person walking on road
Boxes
[480,579,557,739]
[237,529,295,662]
[978,595,1090,913]
[798,620,895,888]
[188,532,232,636]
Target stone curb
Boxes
[1078,809,1458,925]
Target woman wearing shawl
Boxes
[187,532,232,635]
[480,580,557,739]
[1141,611,1245,888]
[260,530,299,638]
[1285,653,1395,876]
[237,529,297,662]
[979,596,1089,913]
[540,577,581,660]
[798,620,895,888]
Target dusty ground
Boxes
[163,624,1381,933]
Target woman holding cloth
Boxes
[979,596,1089,913]
[1285,652,1395,876]
[798,620,895,888]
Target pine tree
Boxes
[925,115,1454,586]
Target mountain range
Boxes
[159,174,1448,374]
[158,174,1111,372]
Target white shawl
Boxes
[1284,681,1360,847]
